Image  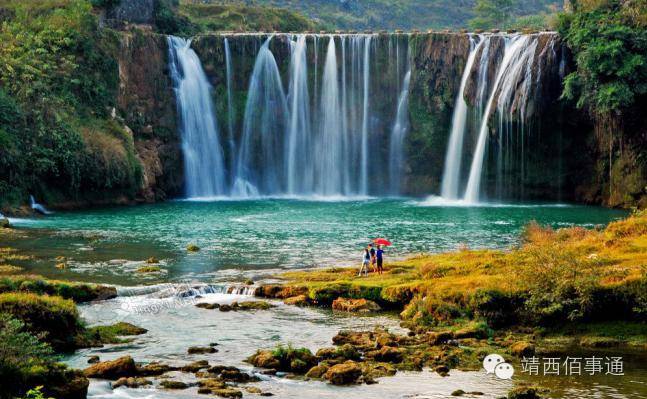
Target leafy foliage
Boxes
[185,0,560,30]
[0,314,53,398]
[558,0,647,115]
[0,0,141,208]
[469,0,516,29]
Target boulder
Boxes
[232,301,274,311]
[332,330,375,348]
[248,350,281,369]
[427,331,454,345]
[181,360,210,372]
[220,368,254,382]
[283,295,309,306]
[112,377,152,388]
[332,297,381,313]
[188,346,217,354]
[196,302,220,309]
[324,361,362,385]
[187,244,200,252]
[83,356,137,379]
[160,380,188,389]
[211,388,243,398]
[435,364,450,376]
[510,341,536,357]
[366,346,404,363]
[137,362,176,376]
[198,378,227,390]
[507,386,542,399]
[305,365,329,379]
[87,356,100,364]
[0,217,10,228]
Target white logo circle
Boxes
[483,353,505,374]
[494,362,515,379]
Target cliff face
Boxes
[116,32,182,201]
[407,33,471,195]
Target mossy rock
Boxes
[160,380,189,389]
[187,244,201,252]
[83,356,138,379]
[136,265,161,273]
[332,297,381,313]
[305,364,329,379]
[324,361,362,385]
[80,322,148,346]
[112,377,152,388]
[507,386,542,399]
[188,346,218,354]
[510,341,535,357]
[232,300,275,311]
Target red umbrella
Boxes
[373,238,392,246]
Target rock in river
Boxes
[324,361,362,385]
[332,297,381,313]
[83,356,137,379]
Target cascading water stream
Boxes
[440,35,484,200]
[463,35,533,203]
[224,38,236,184]
[234,37,288,197]
[389,70,411,195]
[168,36,227,198]
[285,35,312,194]
[317,36,344,195]
[359,35,372,196]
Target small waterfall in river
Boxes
[441,35,484,200]
[168,36,227,198]
[29,195,51,215]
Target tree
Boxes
[469,0,516,29]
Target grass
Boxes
[276,211,647,333]
[0,274,117,303]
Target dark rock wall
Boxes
[116,31,182,201]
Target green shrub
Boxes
[0,293,82,351]
[472,289,525,328]
[400,296,464,326]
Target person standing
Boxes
[359,245,371,276]
[369,243,376,272]
[376,244,384,274]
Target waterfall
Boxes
[463,35,535,203]
[359,35,372,196]
[440,36,484,200]
[224,38,236,185]
[318,36,344,195]
[286,34,312,194]
[29,195,51,215]
[234,37,288,197]
[168,36,227,198]
[389,70,411,195]
[165,32,559,202]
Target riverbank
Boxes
[1,210,645,398]
[247,211,647,391]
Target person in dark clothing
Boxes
[376,245,384,274]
